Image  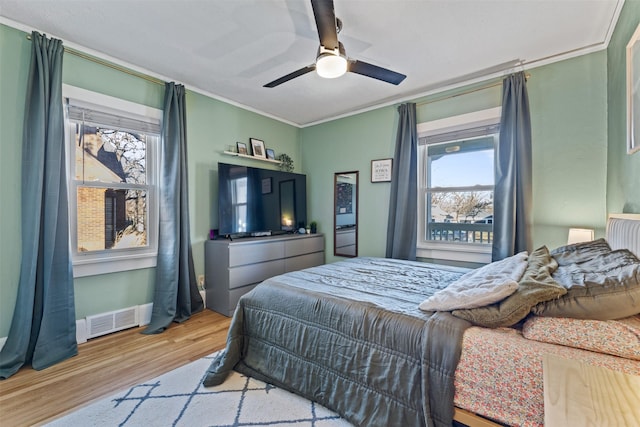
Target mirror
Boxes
[334,171,358,257]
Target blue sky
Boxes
[431,148,494,188]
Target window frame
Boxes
[63,85,162,278]
[416,107,501,264]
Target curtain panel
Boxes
[0,32,77,379]
[386,103,418,260]
[143,82,203,334]
[492,71,533,261]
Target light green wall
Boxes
[0,23,299,336]
[607,1,640,214]
[301,50,609,262]
[528,52,608,246]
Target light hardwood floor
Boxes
[0,309,231,427]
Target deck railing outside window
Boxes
[428,221,493,244]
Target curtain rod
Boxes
[416,72,531,107]
[26,34,165,86]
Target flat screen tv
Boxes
[217,162,307,237]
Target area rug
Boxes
[46,353,352,427]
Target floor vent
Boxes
[86,306,139,339]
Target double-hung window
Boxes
[417,108,500,263]
[64,85,162,277]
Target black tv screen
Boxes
[217,162,307,236]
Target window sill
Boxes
[417,241,491,265]
[73,252,157,278]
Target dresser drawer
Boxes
[285,235,324,257]
[228,241,284,267]
[285,251,324,272]
[229,259,285,289]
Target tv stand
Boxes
[205,233,325,316]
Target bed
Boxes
[203,214,640,427]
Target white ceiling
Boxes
[0,0,623,127]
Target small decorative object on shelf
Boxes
[236,142,248,155]
[310,221,318,234]
[277,153,294,172]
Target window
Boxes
[417,108,500,263]
[64,85,162,277]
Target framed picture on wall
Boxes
[371,158,393,182]
[250,138,266,158]
[627,23,640,155]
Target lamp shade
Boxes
[567,228,595,244]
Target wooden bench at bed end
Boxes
[543,354,640,427]
[453,407,504,427]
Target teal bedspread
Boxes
[203,257,471,427]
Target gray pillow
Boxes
[550,238,611,266]
[452,246,567,328]
[532,249,640,320]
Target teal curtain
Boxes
[0,32,77,379]
[143,82,203,334]
[492,72,532,261]
[386,103,418,260]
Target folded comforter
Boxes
[203,257,471,427]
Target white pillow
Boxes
[418,251,529,312]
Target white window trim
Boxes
[63,85,162,278]
[417,107,501,264]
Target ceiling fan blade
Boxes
[311,0,338,50]
[348,60,406,85]
[263,65,316,88]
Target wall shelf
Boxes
[223,151,282,165]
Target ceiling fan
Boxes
[264,0,406,88]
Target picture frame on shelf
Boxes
[266,148,276,160]
[627,23,640,155]
[236,141,248,155]
[371,158,393,183]
[250,138,266,158]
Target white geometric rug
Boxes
[46,353,352,427]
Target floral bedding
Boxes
[522,314,640,360]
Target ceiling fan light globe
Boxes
[316,53,347,79]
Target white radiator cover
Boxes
[85,306,139,339]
